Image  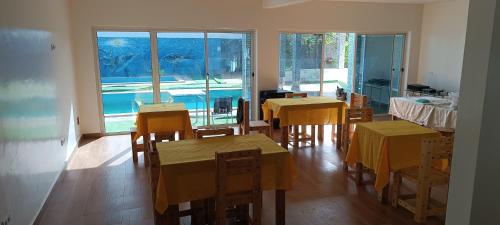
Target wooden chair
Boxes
[215,148,262,225]
[150,141,208,225]
[131,128,175,164]
[285,92,316,147]
[331,92,369,142]
[391,136,454,223]
[238,100,270,136]
[195,127,234,139]
[342,108,374,183]
[350,92,368,109]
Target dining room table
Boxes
[345,120,440,202]
[152,133,296,225]
[134,102,193,166]
[262,96,347,149]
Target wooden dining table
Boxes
[153,134,296,225]
[134,102,193,166]
[345,120,440,202]
[262,96,347,149]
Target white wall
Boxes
[446,0,500,224]
[0,0,80,224]
[417,0,469,92]
[69,0,424,134]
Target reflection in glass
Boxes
[96,31,153,133]
[323,33,355,97]
[279,33,322,96]
[355,34,405,114]
[157,32,207,125]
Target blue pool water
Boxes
[102,89,243,115]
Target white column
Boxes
[446,0,500,224]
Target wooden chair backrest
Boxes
[419,136,454,179]
[195,127,234,139]
[148,141,162,223]
[342,108,373,151]
[215,148,262,225]
[350,93,368,109]
[285,92,308,98]
[346,107,373,126]
[242,101,250,135]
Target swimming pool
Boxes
[102,88,243,115]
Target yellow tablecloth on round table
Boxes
[134,103,193,141]
[154,134,296,214]
[345,120,439,192]
[262,96,347,127]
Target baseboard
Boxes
[32,135,82,225]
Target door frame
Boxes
[92,27,256,134]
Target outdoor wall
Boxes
[69,0,424,134]
[417,0,469,92]
[0,0,80,225]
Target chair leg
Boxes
[236,204,249,225]
[216,202,226,225]
[293,125,299,147]
[355,163,363,185]
[205,199,215,225]
[191,200,208,225]
[391,172,402,207]
[414,185,431,223]
[253,196,262,225]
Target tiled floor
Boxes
[36,127,446,225]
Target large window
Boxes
[96,30,254,133]
[279,32,355,97]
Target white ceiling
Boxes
[263,0,444,8]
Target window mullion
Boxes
[150,31,161,103]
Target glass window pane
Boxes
[207,32,252,125]
[323,33,355,98]
[96,31,153,133]
[157,32,207,126]
[279,33,322,96]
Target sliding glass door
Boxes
[96,31,154,133]
[207,32,253,124]
[96,30,254,133]
[355,34,406,114]
[156,32,208,126]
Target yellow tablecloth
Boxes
[155,134,296,213]
[262,96,347,127]
[134,103,193,141]
[345,120,439,192]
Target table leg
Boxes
[300,125,307,144]
[268,109,274,140]
[293,125,299,147]
[336,106,343,150]
[276,190,285,225]
[311,125,316,147]
[377,185,389,204]
[281,125,289,149]
[318,125,324,142]
[142,117,150,167]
